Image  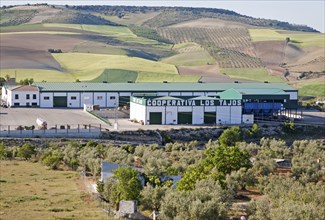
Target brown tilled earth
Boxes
[0,34,86,69]
[253,40,287,65]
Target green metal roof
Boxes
[153,96,184,100]
[236,89,288,95]
[33,82,297,92]
[217,89,243,100]
[189,96,219,100]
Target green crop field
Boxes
[43,23,163,45]
[161,50,216,66]
[0,69,74,82]
[220,68,284,82]
[52,53,178,81]
[249,29,325,47]
[90,69,138,82]
[291,78,325,97]
[0,160,108,220]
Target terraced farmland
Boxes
[159,27,264,68]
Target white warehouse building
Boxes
[1,82,298,125]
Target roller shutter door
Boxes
[149,112,162,125]
[178,112,192,124]
[204,112,216,124]
[53,97,67,107]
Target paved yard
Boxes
[0,107,107,129]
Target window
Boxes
[14,103,19,106]
[110,96,116,100]
[32,103,37,106]
[15,94,19,99]
[26,103,30,106]
[97,96,103,100]
[26,94,30,99]
[71,96,77,100]
[33,94,36,99]
[44,96,50,100]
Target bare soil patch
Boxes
[253,40,287,65]
[0,46,63,70]
[0,34,85,70]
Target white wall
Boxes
[81,92,93,106]
[10,90,39,107]
[230,106,242,124]
[146,106,165,125]
[217,106,231,124]
[204,106,216,112]
[193,92,205,96]
[157,92,169,96]
[169,92,181,96]
[287,92,298,100]
[67,92,81,108]
[94,92,106,107]
[192,106,204,124]
[120,92,131,97]
[165,106,177,124]
[181,92,192,96]
[1,87,8,102]
[178,106,192,112]
[107,92,119,107]
[130,102,146,124]
[40,92,53,108]
[53,92,67,97]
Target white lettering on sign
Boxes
[145,99,241,106]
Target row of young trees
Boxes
[0,125,324,219]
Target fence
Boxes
[0,124,106,138]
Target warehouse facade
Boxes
[2,82,298,125]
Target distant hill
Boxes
[0,4,324,97]
[0,4,319,32]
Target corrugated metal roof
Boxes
[33,82,297,92]
[154,96,184,100]
[217,89,242,100]
[236,88,288,95]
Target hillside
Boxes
[0,4,324,97]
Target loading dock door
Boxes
[204,112,216,124]
[149,112,162,125]
[178,112,192,124]
[53,97,67,107]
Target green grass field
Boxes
[0,160,108,220]
[249,29,325,47]
[291,78,325,97]
[1,52,200,82]
[161,50,215,66]
[220,68,284,82]
[90,69,138,82]
[0,69,74,82]
[52,52,178,81]
[43,23,163,45]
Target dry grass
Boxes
[0,160,109,220]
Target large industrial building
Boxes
[1,82,298,125]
